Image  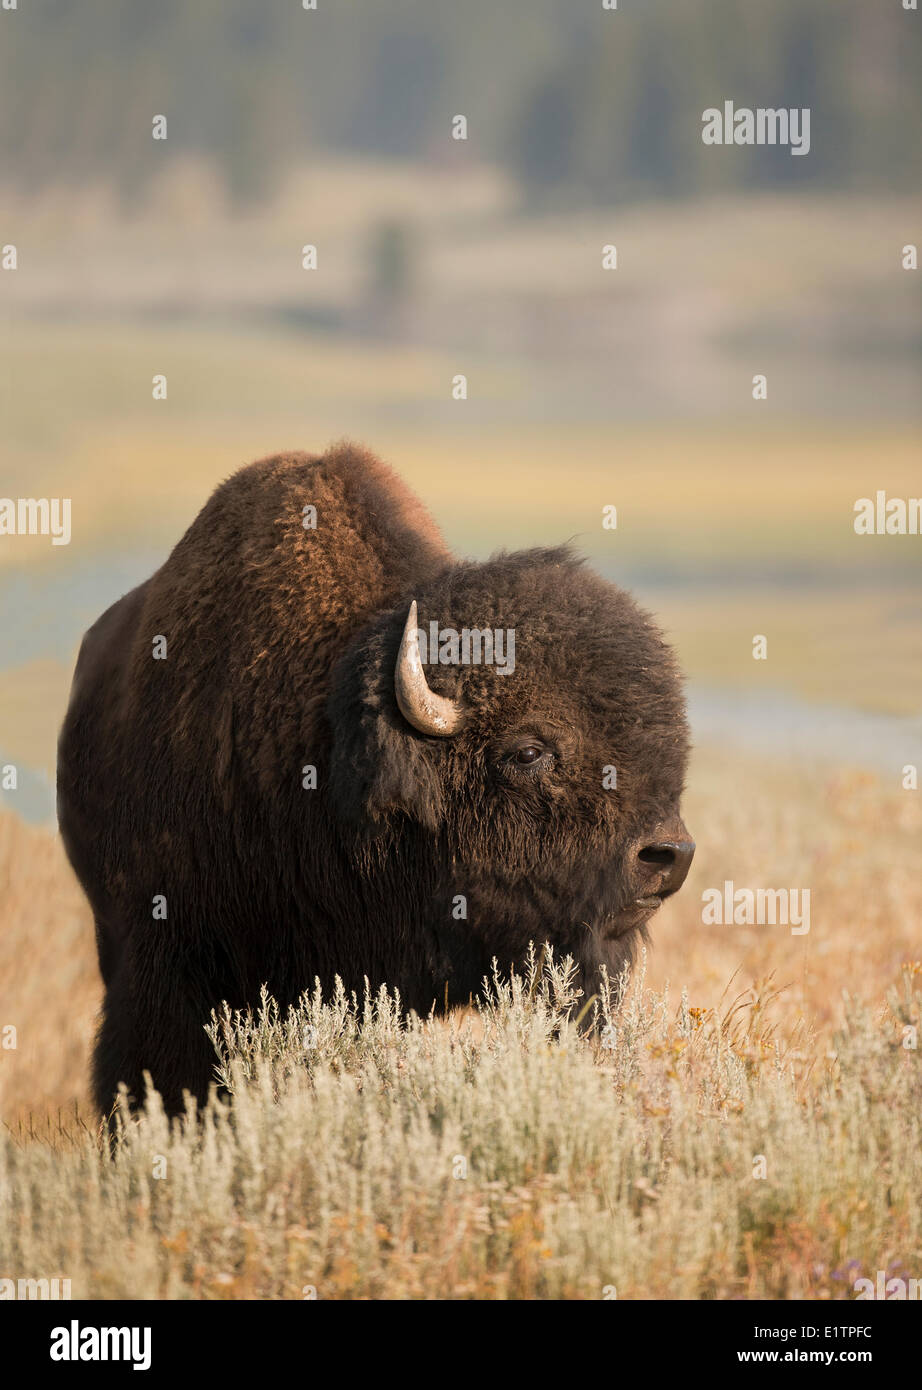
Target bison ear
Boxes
[327,620,446,832]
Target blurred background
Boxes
[0,0,920,822]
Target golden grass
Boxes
[647,749,922,1026]
[1,743,919,1132]
[0,813,100,1136]
[0,744,919,1297]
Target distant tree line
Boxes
[1,0,918,204]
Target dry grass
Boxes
[2,745,918,1132]
[0,953,918,1300]
[0,745,919,1298]
[647,748,922,1029]
[0,814,100,1137]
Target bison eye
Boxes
[514,744,544,766]
[498,739,555,782]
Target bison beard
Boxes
[57,444,693,1118]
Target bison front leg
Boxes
[92,955,220,1121]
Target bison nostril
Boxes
[638,845,678,868]
[636,838,696,897]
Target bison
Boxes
[57,444,694,1116]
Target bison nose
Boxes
[635,835,695,898]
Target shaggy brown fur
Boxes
[58,443,693,1116]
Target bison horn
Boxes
[394,601,466,736]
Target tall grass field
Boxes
[1,748,919,1300]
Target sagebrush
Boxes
[1,950,919,1300]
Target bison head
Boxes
[329,545,693,1002]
